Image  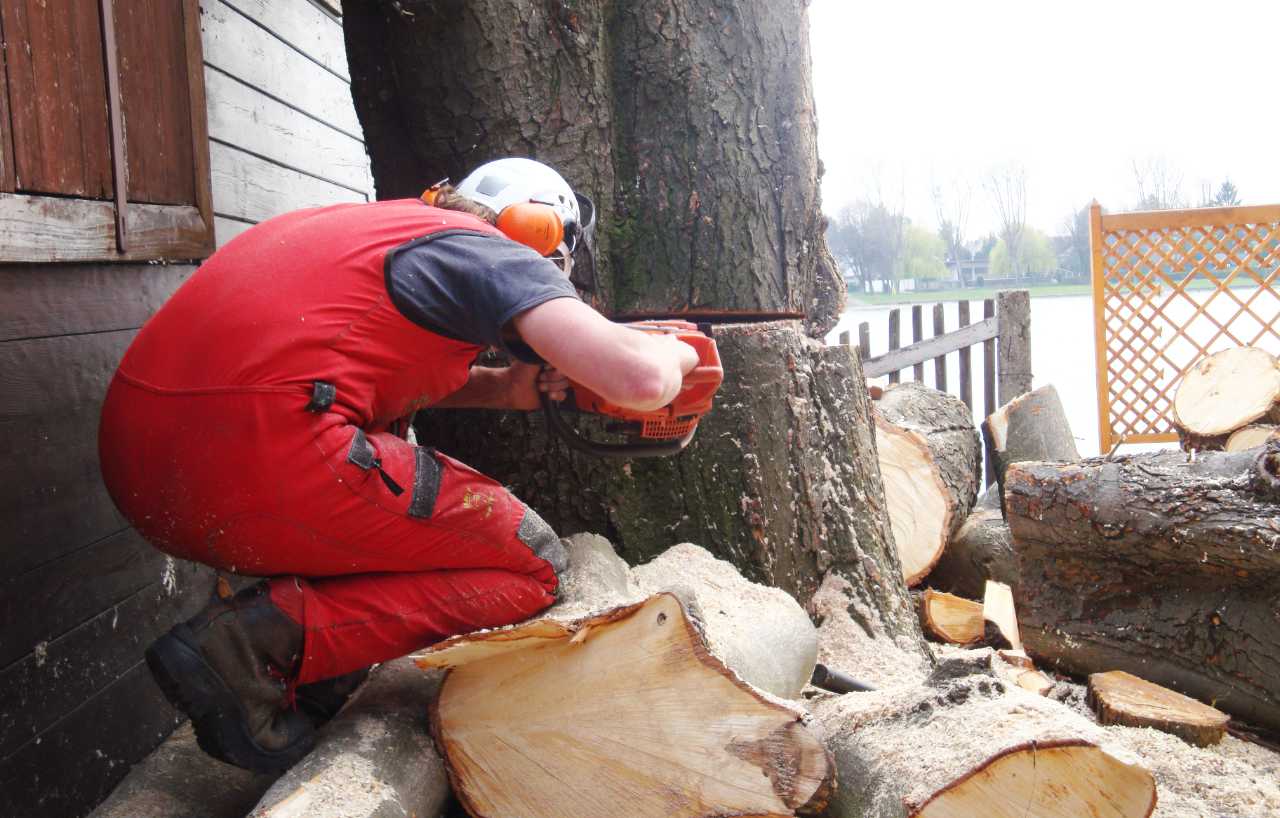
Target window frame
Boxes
[0,0,213,263]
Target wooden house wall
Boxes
[0,3,374,816]
[200,0,374,247]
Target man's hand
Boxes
[506,361,570,411]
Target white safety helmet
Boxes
[455,158,595,261]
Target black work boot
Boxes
[145,583,315,772]
[295,666,371,728]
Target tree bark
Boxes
[1006,441,1280,731]
[343,0,843,331]
[926,489,1017,600]
[811,658,1156,818]
[982,384,1079,513]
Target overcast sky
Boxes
[808,0,1280,238]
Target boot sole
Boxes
[145,625,314,773]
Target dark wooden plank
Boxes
[0,662,185,818]
[0,566,213,758]
[863,317,998,378]
[0,409,129,576]
[911,304,924,382]
[183,0,215,247]
[0,330,131,419]
[100,0,129,251]
[887,308,901,384]
[932,303,946,391]
[0,527,168,668]
[858,322,870,362]
[0,0,112,198]
[0,0,16,192]
[958,300,973,410]
[116,0,195,206]
[983,298,996,485]
[0,262,192,341]
[0,330,129,572]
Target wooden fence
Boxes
[836,289,1033,483]
[1090,202,1280,451]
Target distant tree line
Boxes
[826,162,1246,292]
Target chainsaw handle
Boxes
[540,393,694,458]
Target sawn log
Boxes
[1007,440,1280,731]
[415,535,833,818]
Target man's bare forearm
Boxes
[431,366,513,409]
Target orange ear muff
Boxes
[496,202,563,256]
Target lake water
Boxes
[826,290,1280,458]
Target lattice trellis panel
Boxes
[1090,203,1280,451]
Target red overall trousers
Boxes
[99,201,562,684]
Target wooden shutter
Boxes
[0,0,213,261]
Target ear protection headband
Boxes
[423,179,565,257]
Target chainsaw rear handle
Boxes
[540,392,695,458]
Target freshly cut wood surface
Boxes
[1088,671,1230,747]
[1173,346,1280,439]
[1225,424,1279,452]
[919,590,983,645]
[812,662,1156,818]
[983,580,1022,652]
[418,593,832,818]
[875,417,952,585]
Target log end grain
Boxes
[919,589,984,645]
[1088,671,1230,748]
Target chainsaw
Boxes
[540,320,723,458]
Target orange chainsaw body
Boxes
[568,320,723,443]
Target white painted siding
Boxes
[199,0,374,246]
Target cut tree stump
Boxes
[415,535,833,818]
[1226,424,1280,452]
[982,384,1080,512]
[1088,671,1230,748]
[926,488,1016,599]
[1172,346,1280,450]
[1007,440,1280,731]
[919,589,983,645]
[874,382,982,585]
[811,656,1157,818]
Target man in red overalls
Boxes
[98,159,698,772]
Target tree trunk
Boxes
[810,657,1157,818]
[343,4,900,638]
[415,534,835,818]
[344,0,842,331]
[1006,441,1280,731]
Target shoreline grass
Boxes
[846,278,1264,306]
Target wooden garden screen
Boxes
[1090,201,1280,451]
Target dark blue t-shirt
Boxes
[386,229,579,363]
